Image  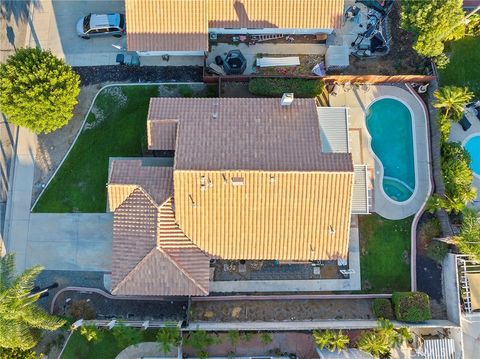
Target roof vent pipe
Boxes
[280,93,294,107]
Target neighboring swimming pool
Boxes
[366,98,416,202]
[464,135,480,177]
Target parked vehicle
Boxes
[76,13,125,39]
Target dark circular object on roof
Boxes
[223,49,247,75]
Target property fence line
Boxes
[205,73,434,84]
[192,293,391,302]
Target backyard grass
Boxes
[440,36,480,97]
[34,84,216,213]
[359,214,413,293]
[61,329,158,359]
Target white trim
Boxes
[462,133,480,179]
[363,96,419,206]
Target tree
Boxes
[456,208,480,261]
[156,326,181,354]
[313,330,349,352]
[0,47,80,134]
[111,323,141,348]
[0,253,65,350]
[357,320,411,357]
[184,330,218,353]
[400,0,465,66]
[434,86,474,121]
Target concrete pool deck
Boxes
[329,85,431,220]
[449,109,480,209]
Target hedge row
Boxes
[373,292,432,323]
[248,78,325,98]
[392,292,432,323]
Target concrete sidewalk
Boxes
[4,127,37,271]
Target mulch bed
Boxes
[73,65,203,86]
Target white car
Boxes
[76,13,126,39]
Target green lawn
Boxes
[440,36,480,97]
[61,329,157,359]
[34,84,216,213]
[359,214,412,293]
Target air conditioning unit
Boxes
[280,93,294,106]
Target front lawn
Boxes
[440,36,480,97]
[61,329,157,359]
[359,214,412,293]
[34,84,216,213]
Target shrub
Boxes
[68,300,96,320]
[392,292,432,323]
[248,78,325,98]
[0,48,80,134]
[426,241,449,263]
[372,299,394,319]
[260,332,273,344]
[179,84,194,98]
[312,330,349,352]
[80,325,100,342]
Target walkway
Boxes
[116,342,177,359]
[330,85,431,220]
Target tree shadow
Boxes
[0,0,41,24]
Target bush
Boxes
[426,241,449,263]
[372,299,394,319]
[179,84,194,98]
[0,48,80,134]
[80,325,100,342]
[392,292,431,323]
[248,78,325,98]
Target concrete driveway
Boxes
[26,0,125,66]
[25,213,112,271]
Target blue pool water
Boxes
[464,135,480,176]
[366,98,416,202]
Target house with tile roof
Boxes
[125,0,345,55]
[107,97,369,296]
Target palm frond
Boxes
[0,254,16,292]
[21,305,65,330]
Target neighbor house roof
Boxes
[148,97,354,260]
[125,0,208,52]
[125,0,344,51]
[109,159,209,296]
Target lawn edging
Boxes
[31,82,204,212]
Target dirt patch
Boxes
[191,299,375,322]
[32,83,107,204]
[341,2,428,75]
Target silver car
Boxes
[76,13,126,39]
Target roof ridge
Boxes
[157,247,209,295]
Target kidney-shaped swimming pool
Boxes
[366,98,416,202]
